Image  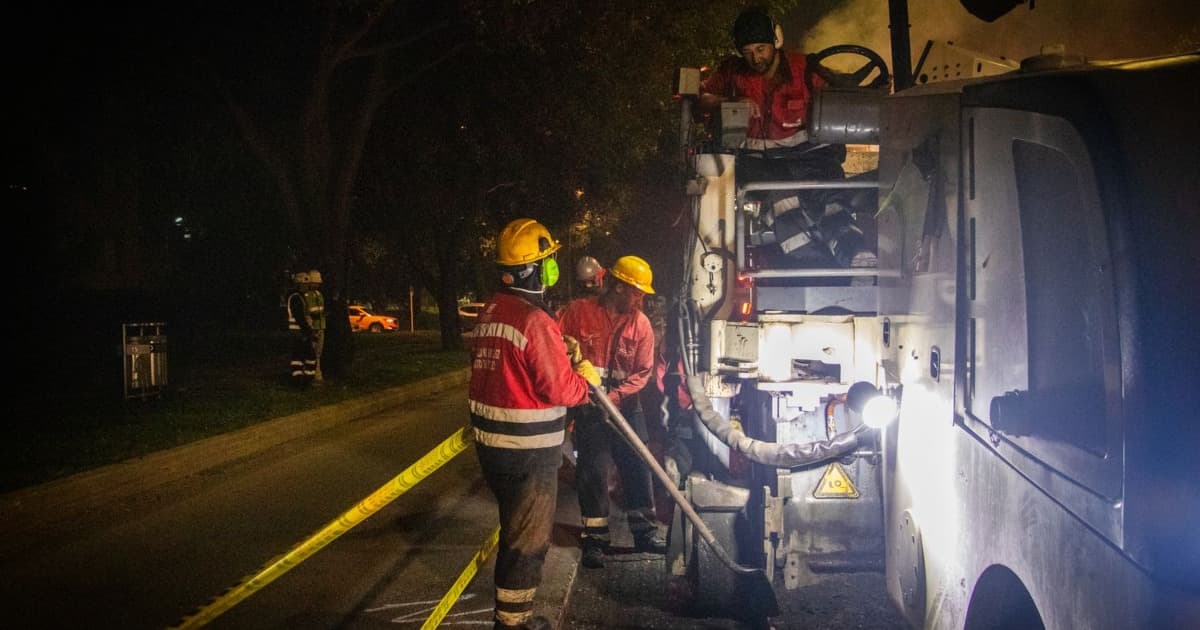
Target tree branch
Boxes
[341,20,452,61]
[207,66,304,240]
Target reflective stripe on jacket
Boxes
[468,291,590,450]
[287,291,310,332]
[305,290,325,330]
[700,50,827,146]
[557,296,654,409]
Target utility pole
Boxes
[408,286,415,333]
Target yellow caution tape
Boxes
[170,425,474,629]
[420,525,501,630]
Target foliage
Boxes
[353,1,808,347]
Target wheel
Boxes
[810,44,891,89]
[368,323,383,333]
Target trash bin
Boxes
[124,322,168,400]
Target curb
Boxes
[0,368,470,545]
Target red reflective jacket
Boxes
[557,296,654,410]
[468,292,590,450]
[700,50,827,149]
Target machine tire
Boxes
[369,323,383,333]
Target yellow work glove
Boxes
[574,359,602,387]
[562,334,583,365]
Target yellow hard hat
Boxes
[610,255,655,294]
[496,218,561,265]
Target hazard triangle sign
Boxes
[813,462,860,499]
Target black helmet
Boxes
[733,8,779,50]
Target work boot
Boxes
[494,615,551,630]
[581,543,605,569]
[633,530,668,554]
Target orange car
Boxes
[347,305,400,333]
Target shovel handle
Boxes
[588,385,756,576]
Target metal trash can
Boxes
[124,322,168,400]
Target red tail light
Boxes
[734,274,754,320]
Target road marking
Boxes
[366,593,478,612]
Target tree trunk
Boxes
[321,297,355,380]
[435,283,463,351]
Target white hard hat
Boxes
[293,271,310,284]
[308,269,323,284]
[576,256,604,282]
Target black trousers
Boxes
[476,444,560,627]
[573,403,658,546]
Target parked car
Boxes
[457,302,486,330]
[347,305,399,333]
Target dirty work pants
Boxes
[573,403,658,548]
[475,443,560,628]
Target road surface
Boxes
[0,390,506,629]
[0,381,907,629]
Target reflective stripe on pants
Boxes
[572,403,658,543]
[476,445,558,627]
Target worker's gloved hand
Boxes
[574,359,602,387]
[562,335,583,365]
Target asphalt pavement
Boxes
[0,367,596,628]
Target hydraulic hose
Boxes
[685,374,862,468]
[675,185,859,469]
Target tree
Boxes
[198,1,472,361]
[208,0,805,352]
[357,1,776,348]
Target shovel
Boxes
[588,384,779,618]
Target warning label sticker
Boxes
[813,462,860,499]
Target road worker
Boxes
[558,254,666,568]
[286,271,317,387]
[469,218,600,630]
[304,269,326,382]
[699,7,867,268]
[575,255,606,296]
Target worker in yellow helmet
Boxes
[558,254,665,569]
[469,218,599,630]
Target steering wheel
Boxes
[809,44,891,90]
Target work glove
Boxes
[562,335,583,365]
[574,359,602,387]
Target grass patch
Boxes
[4,330,469,494]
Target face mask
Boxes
[541,258,560,287]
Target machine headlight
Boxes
[846,381,899,429]
[861,395,899,429]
